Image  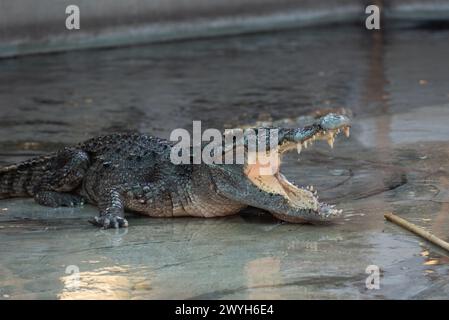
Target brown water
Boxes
[1,23,449,299]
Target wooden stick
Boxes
[384,212,449,252]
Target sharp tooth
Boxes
[304,141,308,148]
[327,136,334,148]
[343,126,350,137]
[310,185,314,191]
[297,144,302,154]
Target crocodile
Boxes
[0,112,350,229]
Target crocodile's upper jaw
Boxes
[244,125,350,222]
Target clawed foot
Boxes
[89,213,128,229]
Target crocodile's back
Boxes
[77,133,177,204]
[78,132,173,157]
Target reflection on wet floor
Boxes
[59,265,152,300]
[1,23,449,299]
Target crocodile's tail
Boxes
[0,155,54,199]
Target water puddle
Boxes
[1,24,449,299]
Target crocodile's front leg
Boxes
[89,181,176,228]
[89,187,129,229]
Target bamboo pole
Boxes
[384,212,449,252]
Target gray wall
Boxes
[0,0,448,58]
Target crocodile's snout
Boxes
[320,113,351,131]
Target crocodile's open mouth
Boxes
[244,115,350,223]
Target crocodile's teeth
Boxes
[297,144,302,154]
[304,141,308,148]
[344,127,350,137]
[327,136,334,148]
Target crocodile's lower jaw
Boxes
[244,155,321,212]
[270,211,310,223]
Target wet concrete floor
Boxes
[0,23,449,299]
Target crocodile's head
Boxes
[209,113,351,223]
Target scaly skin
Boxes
[0,112,351,229]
